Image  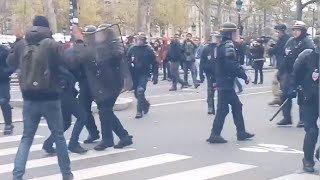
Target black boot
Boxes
[206,135,227,144]
[296,121,304,128]
[94,141,113,151]
[114,135,133,149]
[63,173,74,180]
[68,144,88,154]
[302,158,315,173]
[208,107,214,115]
[83,134,100,144]
[277,119,292,126]
[135,111,143,119]
[237,132,255,141]
[42,144,56,154]
[3,124,14,135]
[169,86,177,91]
[143,101,150,114]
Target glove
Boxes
[152,78,158,85]
[286,89,297,99]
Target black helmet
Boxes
[83,25,96,34]
[274,24,287,31]
[219,22,237,33]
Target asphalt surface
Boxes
[0,70,319,180]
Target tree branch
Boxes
[192,0,204,15]
[302,0,319,8]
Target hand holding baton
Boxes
[269,98,289,122]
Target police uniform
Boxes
[200,33,221,115]
[277,21,315,127]
[127,33,159,119]
[291,39,319,172]
[207,23,254,144]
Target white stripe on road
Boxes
[0,148,135,174]
[38,121,75,127]
[148,162,257,180]
[151,91,272,107]
[30,153,191,180]
[269,173,319,180]
[0,135,43,144]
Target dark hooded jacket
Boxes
[6,26,70,101]
[0,44,13,82]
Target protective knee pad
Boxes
[0,98,9,106]
[137,86,145,96]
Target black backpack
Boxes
[19,38,52,91]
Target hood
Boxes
[25,26,52,45]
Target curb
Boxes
[9,97,133,112]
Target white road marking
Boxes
[39,121,75,127]
[148,162,257,180]
[0,135,43,144]
[0,148,136,174]
[269,173,319,180]
[151,91,271,107]
[29,153,191,180]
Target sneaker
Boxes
[94,141,113,151]
[68,144,88,154]
[277,119,293,126]
[135,112,143,119]
[3,124,14,135]
[42,145,56,154]
[143,101,150,114]
[302,158,315,173]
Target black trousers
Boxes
[44,89,88,148]
[279,73,292,122]
[79,81,100,136]
[0,82,12,126]
[211,89,246,136]
[253,61,264,83]
[96,97,129,146]
[301,98,319,164]
[163,60,171,80]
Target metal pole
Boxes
[69,0,78,33]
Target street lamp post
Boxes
[191,22,196,33]
[236,0,243,36]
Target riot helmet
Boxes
[274,24,287,32]
[83,25,97,34]
[292,21,307,39]
[219,22,238,41]
[210,32,222,44]
[83,25,96,45]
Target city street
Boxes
[0,70,319,180]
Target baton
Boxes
[269,98,289,122]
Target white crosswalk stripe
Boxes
[0,135,43,144]
[0,133,318,180]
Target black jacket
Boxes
[200,43,217,82]
[127,45,158,78]
[6,26,71,101]
[0,45,13,83]
[166,42,185,62]
[269,34,290,69]
[215,39,247,90]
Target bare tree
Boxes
[43,0,57,33]
[296,0,319,20]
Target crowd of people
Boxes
[0,15,319,179]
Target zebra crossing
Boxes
[0,133,318,180]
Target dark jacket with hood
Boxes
[6,26,70,101]
[0,44,14,83]
[166,41,185,62]
[200,43,217,82]
[269,34,290,70]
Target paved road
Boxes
[0,70,319,180]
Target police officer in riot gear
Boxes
[289,37,319,172]
[200,32,221,115]
[127,33,158,119]
[78,25,101,144]
[277,21,315,127]
[207,22,254,144]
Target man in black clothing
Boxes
[289,37,319,172]
[268,24,290,106]
[0,44,14,135]
[127,33,158,119]
[207,22,254,144]
[166,34,188,91]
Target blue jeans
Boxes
[0,82,12,125]
[133,76,149,112]
[13,100,72,178]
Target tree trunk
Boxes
[136,0,148,32]
[203,0,210,41]
[296,0,303,20]
[43,0,57,33]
